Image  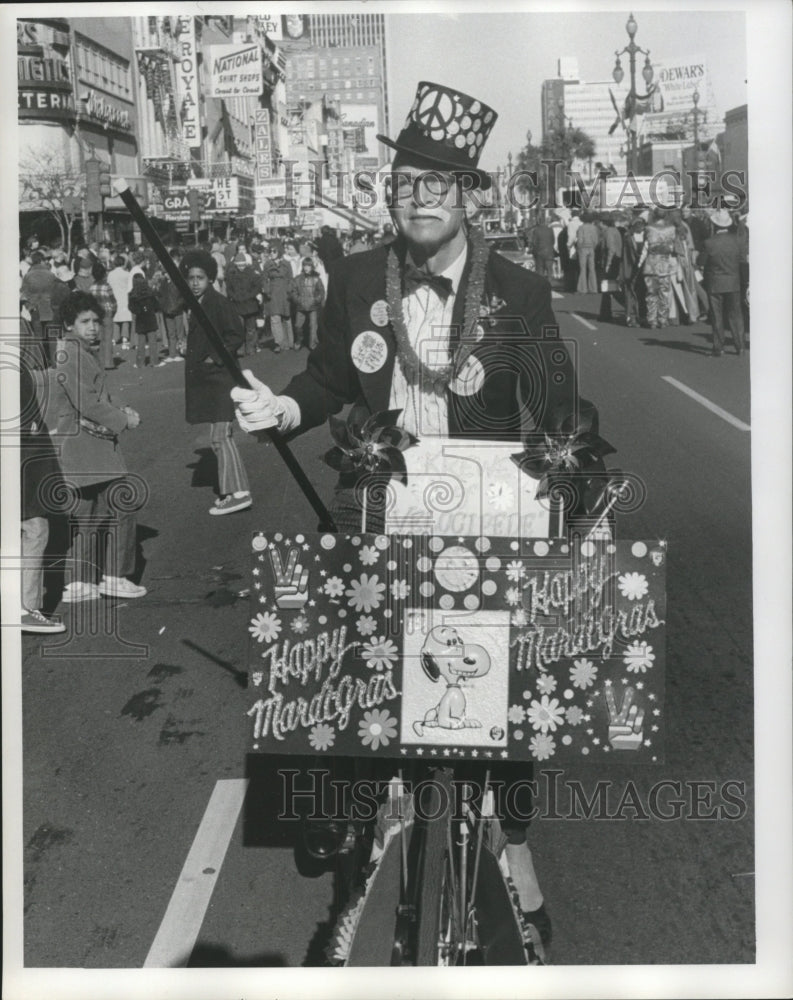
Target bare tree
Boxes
[19,149,84,256]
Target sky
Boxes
[384,7,747,172]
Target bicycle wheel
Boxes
[414,769,534,966]
[414,769,460,965]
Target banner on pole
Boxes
[247,533,667,764]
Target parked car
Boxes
[484,233,534,270]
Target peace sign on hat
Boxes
[377,81,498,190]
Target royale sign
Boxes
[208,43,263,97]
[176,15,200,148]
[247,533,667,764]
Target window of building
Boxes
[74,33,131,102]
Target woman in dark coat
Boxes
[224,251,263,356]
[181,250,252,516]
[128,272,161,368]
[262,241,295,352]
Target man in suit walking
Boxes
[699,208,747,356]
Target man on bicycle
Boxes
[233,81,593,951]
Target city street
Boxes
[20,288,754,969]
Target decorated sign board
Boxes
[247,533,666,764]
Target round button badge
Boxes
[370,300,389,327]
[351,330,388,373]
[449,355,485,396]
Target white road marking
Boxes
[551,290,563,299]
[662,376,751,432]
[570,312,597,331]
[144,778,249,967]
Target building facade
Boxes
[18,14,388,245]
[542,59,631,175]
[722,104,747,187]
[18,16,140,244]
[543,55,721,179]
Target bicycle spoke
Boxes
[468,768,490,919]
[397,769,409,898]
[445,817,460,947]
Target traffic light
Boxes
[188,188,201,223]
[99,164,112,198]
[84,158,102,213]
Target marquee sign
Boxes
[247,533,666,764]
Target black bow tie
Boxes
[403,263,454,299]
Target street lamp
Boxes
[692,87,700,158]
[612,11,653,175]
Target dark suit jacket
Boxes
[282,239,580,442]
[700,231,746,294]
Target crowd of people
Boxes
[16,194,749,641]
[19,225,400,373]
[16,222,397,634]
[524,203,749,355]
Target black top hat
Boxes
[377,81,498,190]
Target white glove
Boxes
[231,369,299,433]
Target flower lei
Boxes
[385,225,490,390]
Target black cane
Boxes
[112,179,337,532]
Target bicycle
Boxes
[322,765,545,966]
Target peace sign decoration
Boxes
[406,82,497,161]
[378,81,498,182]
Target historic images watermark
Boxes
[276,768,748,824]
[276,161,748,213]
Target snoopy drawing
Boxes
[413,625,492,737]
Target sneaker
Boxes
[62,581,101,602]
[209,492,252,516]
[21,609,66,633]
[155,361,167,367]
[98,576,147,598]
[172,355,185,362]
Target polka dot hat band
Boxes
[377,81,498,190]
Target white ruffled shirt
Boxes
[388,244,468,437]
[277,245,468,436]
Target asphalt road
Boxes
[20,286,754,969]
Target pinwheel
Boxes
[323,406,418,486]
[511,402,620,521]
